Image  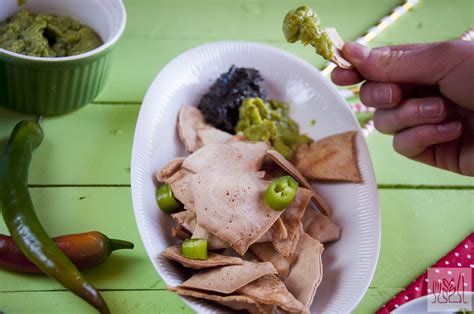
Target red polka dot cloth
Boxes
[377,233,474,313]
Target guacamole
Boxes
[235,97,312,160]
[283,5,333,60]
[0,9,102,57]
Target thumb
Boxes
[342,41,464,85]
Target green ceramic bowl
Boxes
[0,0,127,115]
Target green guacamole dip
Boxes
[0,9,102,57]
[283,5,333,60]
[235,97,312,160]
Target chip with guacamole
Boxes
[0,9,102,57]
[283,5,333,60]
[235,97,312,160]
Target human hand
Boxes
[331,41,474,176]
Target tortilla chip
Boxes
[238,274,308,314]
[161,245,243,269]
[325,27,353,69]
[168,169,195,212]
[261,159,287,181]
[192,172,283,255]
[155,157,186,183]
[284,232,324,309]
[233,132,247,142]
[223,247,260,263]
[171,210,196,233]
[294,131,362,183]
[302,208,341,243]
[179,261,277,294]
[171,225,191,240]
[259,218,288,242]
[169,286,265,313]
[172,212,230,249]
[197,127,234,146]
[266,150,333,217]
[250,242,292,278]
[272,188,313,257]
[192,224,229,249]
[192,218,285,250]
[177,105,210,152]
[183,141,269,174]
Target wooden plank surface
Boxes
[1,188,472,312]
[0,291,192,314]
[1,104,472,186]
[1,0,473,313]
[97,0,400,102]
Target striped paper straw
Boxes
[349,103,375,114]
[460,28,474,41]
[322,0,420,76]
[348,103,376,137]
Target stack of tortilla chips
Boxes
[157,106,361,313]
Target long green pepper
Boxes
[0,121,110,313]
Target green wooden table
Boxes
[1,0,473,313]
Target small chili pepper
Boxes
[181,239,208,260]
[264,175,299,211]
[0,231,133,273]
[0,121,109,313]
[156,183,181,213]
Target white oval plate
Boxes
[131,41,381,313]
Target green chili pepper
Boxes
[264,176,299,211]
[156,184,181,213]
[181,239,208,260]
[0,121,110,313]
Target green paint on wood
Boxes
[367,132,474,186]
[0,0,473,312]
[0,188,471,312]
[0,188,162,292]
[0,290,193,314]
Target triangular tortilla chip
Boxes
[294,131,362,183]
[192,224,229,249]
[183,141,269,174]
[272,188,313,257]
[259,218,287,242]
[169,286,266,313]
[190,218,286,250]
[261,159,287,181]
[171,210,196,233]
[325,27,353,69]
[179,261,277,294]
[171,225,191,240]
[177,105,210,153]
[285,232,324,309]
[161,245,243,269]
[197,127,234,146]
[168,169,195,212]
[302,208,341,243]
[192,172,283,255]
[250,242,292,278]
[222,247,259,263]
[266,150,333,217]
[156,157,185,183]
[238,274,308,314]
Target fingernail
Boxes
[437,121,462,134]
[344,42,371,63]
[375,84,393,104]
[420,101,443,118]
